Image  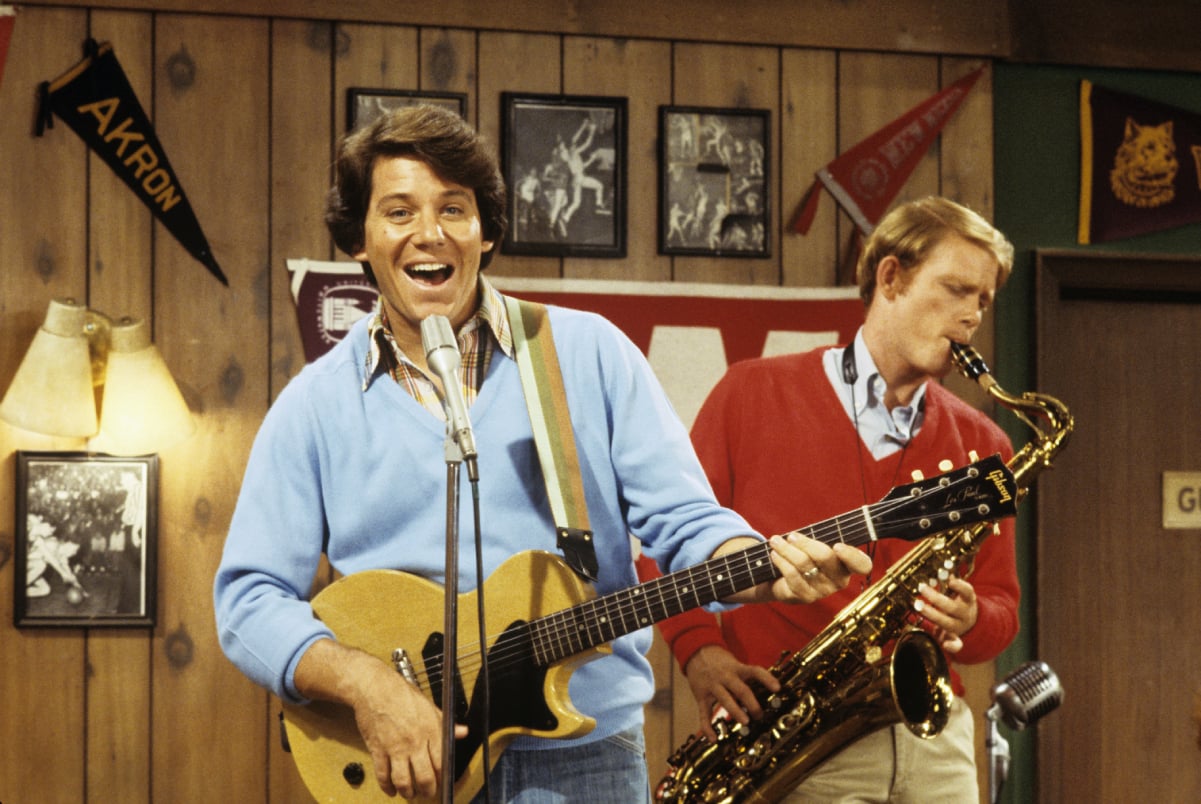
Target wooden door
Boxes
[1035,250,1201,802]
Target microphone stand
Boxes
[439,422,490,804]
[984,707,1010,804]
[439,433,463,804]
[423,313,488,802]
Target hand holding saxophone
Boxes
[914,576,980,654]
[683,645,780,743]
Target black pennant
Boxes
[36,38,228,286]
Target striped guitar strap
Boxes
[505,296,598,582]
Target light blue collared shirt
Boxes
[822,329,926,459]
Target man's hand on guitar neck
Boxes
[713,533,872,605]
[294,637,468,799]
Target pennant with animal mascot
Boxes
[36,38,227,286]
[1078,80,1201,244]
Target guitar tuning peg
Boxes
[969,449,980,461]
[910,469,925,481]
[939,459,954,472]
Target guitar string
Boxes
[412,476,990,691]
[411,496,981,692]
[410,456,997,689]
[417,512,972,692]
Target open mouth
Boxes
[405,262,454,286]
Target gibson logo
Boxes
[988,468,1013,503]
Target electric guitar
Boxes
[282,455,1017,803]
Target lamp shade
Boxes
[0,298,98,437]
[89,317,195,455]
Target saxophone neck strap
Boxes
[505,296,598,582]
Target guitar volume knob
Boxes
[343,762,366,786]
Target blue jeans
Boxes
[470,727,650,803]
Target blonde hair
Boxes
[856,197,1014,308]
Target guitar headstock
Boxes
[873,454,1017,542]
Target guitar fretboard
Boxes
[528,511,875,666]
[523,453,1010,667]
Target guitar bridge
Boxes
[392,648,418,687]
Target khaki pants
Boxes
[780,695,978,804]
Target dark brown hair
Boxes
[325,105,508,283]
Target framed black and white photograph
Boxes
[501,92,627,258]
[347,88,468,132]
[14,452,158,628]
[659,106,771,257]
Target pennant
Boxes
[791,66,984,236]
[286,259,377,363]
[0,6,14,93]
[1079,80,1201,244]
[36,39,228,286]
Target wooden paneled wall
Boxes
[0,6,996,802]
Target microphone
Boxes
[420,314,479,478]
[987,660,1063,731]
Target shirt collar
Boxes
[848,330,927,443]
[361,275,513,391]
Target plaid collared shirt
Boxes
[362,276,513,420]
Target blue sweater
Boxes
[214,302,758,749]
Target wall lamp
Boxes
[0,298,194,455]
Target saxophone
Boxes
[654,343,1074,804]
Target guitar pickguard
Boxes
[281,552,600,803]
[423,620,560,781]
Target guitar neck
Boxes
[530,505,880,666]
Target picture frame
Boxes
[659,106,771,257]
[501,92,627,259]
[14,452,158,628]
[346,88,468,132]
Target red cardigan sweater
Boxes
[649,348,1020,695]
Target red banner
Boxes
[287,265,864,428]
[791,67,984,236]
[498,278,862,426]
[0,6,15,93]
[1078,80,1201,244]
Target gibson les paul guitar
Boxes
[283,455,1016,803]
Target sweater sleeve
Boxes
[945,412,1021,666]
[953,515,1020,665]
[213,372,339,702]
[642,366,749,669]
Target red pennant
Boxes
[0,6,15,93]
[791,66,984,236]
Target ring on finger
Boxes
[802,565,820,580]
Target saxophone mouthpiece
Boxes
[949,342,993,385]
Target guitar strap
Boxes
[505,296,599,582]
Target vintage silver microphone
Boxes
[989,660,1063,730]
[986,661,1064,803]
[421,314,479,480]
